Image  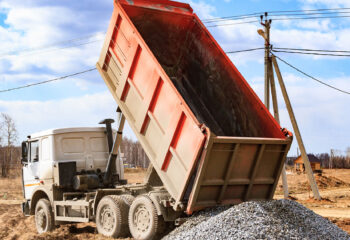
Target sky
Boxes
[0,0,349,156]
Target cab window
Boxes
[30,141,39,162]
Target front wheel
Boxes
[35,199,54,234]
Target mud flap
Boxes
[22,200,30,216]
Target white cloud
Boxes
[178,0,216,18]
[295,19,331,31]
[0,91,136,143]
[0,1,109,80]
[246,72,350,154]
[301,0,350,8]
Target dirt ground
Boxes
[0,169,145,240]
[274,169,350,234]
[0,168,349,239]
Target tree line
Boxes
[0,113,20,177]
[119,136,150,168]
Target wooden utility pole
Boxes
[263,13,271,109]
[272,56,321,200]
[259,14,289,198]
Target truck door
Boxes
[22,140,40,200]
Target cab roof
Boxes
[29,127,106,139]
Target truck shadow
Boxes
[68,225,96,234]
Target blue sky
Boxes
[0,0,349,156]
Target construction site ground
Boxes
[0,168,349,239]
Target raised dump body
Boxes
[97,0,292,214]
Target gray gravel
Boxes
[163,199,350,240]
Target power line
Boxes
[267,7,350,13]
[203,14,260,23]
[205,14,350,27]
[226,48,264,54]
[207,20,260,27]
[272,49,350,57]
[269,11,350,17]
[0,68,96,93]
[272,53,350,95]
[202,13,262,23]
[203,11,350,24]
[270,15,350,21]
[202,7,350,23]
[274,47,350,53]
[0,47,264,94]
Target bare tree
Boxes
[0,113,18,177]
[120,137,149,168]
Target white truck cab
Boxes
[21,126,124,215]
[20,114,176,239]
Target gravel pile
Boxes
[163,199,350,240]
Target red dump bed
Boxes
[97,0,292,214]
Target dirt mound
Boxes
[301,175,350,191]
[0,204,130,240]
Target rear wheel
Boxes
[35,199,54,234]
[128,195,165,240]
[121,194,135,206]
[96,195,129,238]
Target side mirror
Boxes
[21,141,28,164]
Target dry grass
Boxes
[124,168,146,184]
[0,178,23,200]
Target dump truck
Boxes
[21,0,293,239]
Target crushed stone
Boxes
[163,199,350,240]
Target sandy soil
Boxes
[274,169,350,234]
[0,168,349,239]
[0,169,145,240]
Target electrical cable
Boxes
[272,53,350,95]
[205,15,350,27]
[272,49,350,57]
[0,47,265,94]
[274,47,350,53]
[0,68,96,93]
[268,11,350,17]
[203,14,261,23]
[202,7,350,23]
[226,48,264,54]
[270,15,350,21]
[206,20,260,27]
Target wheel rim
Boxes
[36,208,47,232]
[100,205,116,232]
[133,205,151,233]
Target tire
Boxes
[35,199,54,234]
[96,195,130,238]
[128,195,165,240]
[121,194,135,206]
